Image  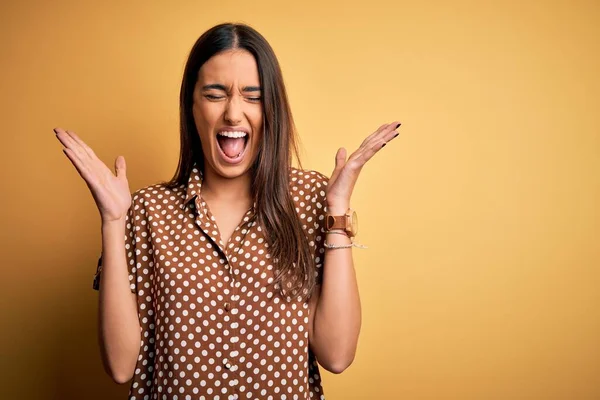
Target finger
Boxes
[54,128,91,163]
[54,127,79,150]
[361,134,392,162]
[65,129,96,160]
[349,147,377,167]
[378,122,402,148]
[358,121,399,153]
[370,123,402,151]
[67,129,97,159]
[359,123,391,148]
[115,156,127,180]
[55,128,110,184]
[383,122,402,142]
[349,131,391,165]
[62,147,96,187]
[372,121,400,143]
[329,148,347,184]
[362,121,402,153]
[345,122,395,162]
[342,121,401,172]
[328,159,360,198]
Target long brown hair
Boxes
[162,23,317,301]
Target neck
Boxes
[201,166,253,206]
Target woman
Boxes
[54,22,400,400]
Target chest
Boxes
[205,200,251,246]
[150,198,275,296]
[147,201,309,327]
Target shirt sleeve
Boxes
[92,192,149,294]
[308,171,329,285]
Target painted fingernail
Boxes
[381,143,387,147]
[396,123,401,129]
[394,133,399,138]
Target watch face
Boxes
[351,210,358,235]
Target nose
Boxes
[224,95,243,125]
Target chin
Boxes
[213,162,252,179]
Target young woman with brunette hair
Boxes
[55,22,401,399]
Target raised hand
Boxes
[326,121,401,213]
[54,128,132,223]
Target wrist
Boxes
[326,204,349,215]
[101,217,126,230]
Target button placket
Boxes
[192,196,256,396]
[224,233,242,395]
[225,216,257,397]
[198,200,230,256]
[191,196,241,395]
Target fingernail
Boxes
[53,128,58,134]
[381,143,387,147]
[394,133,399,138]
[396,123,401,129]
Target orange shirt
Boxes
[93,164,329,399]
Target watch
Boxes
[325,208,358,238]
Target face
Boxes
[192,49,263,180]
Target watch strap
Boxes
[326,215,346,231]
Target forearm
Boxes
[312,225,362,373]
[98,219,141,384]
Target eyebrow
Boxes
[201,84,262,92]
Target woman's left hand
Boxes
[326,121,402,214]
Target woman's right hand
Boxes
[54,128,132,223]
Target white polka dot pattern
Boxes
[93,164,329,399]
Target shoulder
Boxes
[289,167,329,193]
[289,167,329,210]
[289,168,329,237]
[130,182,186,209]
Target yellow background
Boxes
[1,0,599,399]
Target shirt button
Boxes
[224,302,230,311]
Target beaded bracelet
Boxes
[323,231,368,249]
[324,242,354,249]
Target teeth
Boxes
[218,131,248,138]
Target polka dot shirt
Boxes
[93,164,329,400]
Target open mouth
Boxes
[216,131,249,163]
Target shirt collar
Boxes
[183,163,258,214]
[183,164,204,206]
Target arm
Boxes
[98,218,141,384]
[309,218,361,374]
[53,127,140,384]
[308,120,402,373]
